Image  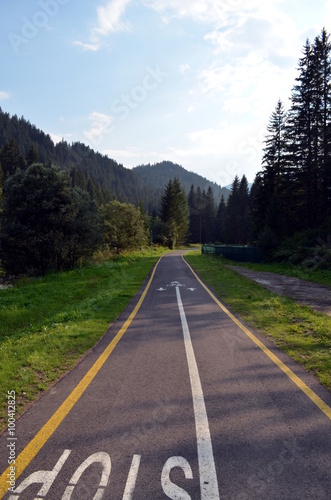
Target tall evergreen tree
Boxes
[253,27,331,254]
[224,176,240,243]
[203,186,217,243]
[313,28,331,220]
[216,195,227,243]
[188,185,200,243]
[260,100,291,236]
[26,144,39,166]
[0,139,26,177]
[286,29,331,229]
[160,178,189,248]
[237,175,252,243]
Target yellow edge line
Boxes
[183,256,331,422]
[0,258,161,498]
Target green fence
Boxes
[202,244,264,263]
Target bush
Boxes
[101,200,148,253]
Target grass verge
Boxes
[0,248,167,433]
[185,252,331,390]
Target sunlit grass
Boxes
[185,252,331,390]
[0,248,168,432]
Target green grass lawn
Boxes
[0,248,167,432]
[185,252,331,391]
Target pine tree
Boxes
[203,186,217,243]
[160,178,189,248]
[237,175,251,243]
[262,100,288,196]
[260,100,291,237]
[26,144,39,166]
[313,28,331,220]
[188,185,200,243]
[253,27,331,253]
[0,139,26,177]
[216,195,227,243]
[224,176,240,243]
[286,30,331,229]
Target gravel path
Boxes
[226,266,331,316]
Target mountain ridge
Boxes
[0,107,229,210]
[133,161,229,204]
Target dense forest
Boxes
[251,28,331,263]
[187,28,331,267]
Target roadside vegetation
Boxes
[185,252,331,391]
[0,248,167,433]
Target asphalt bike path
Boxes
[0,251,330,499]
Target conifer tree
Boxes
[203,186,217,243]
[188,185,200,243]
[224,176,240,243]
[313,28,331,220]
[160,178,189,248]
[0,139,26,177]
[216,195,227,243]
[260,100,290,236]
[238,175,251,243]
[26,144,39,166]
[253,27,331,252]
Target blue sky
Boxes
[1,0,330,185]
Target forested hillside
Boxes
[134,161,229,205]
[0,108,145,206]
[0,110,227,213]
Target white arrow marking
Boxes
[170,281,185,287]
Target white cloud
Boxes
[50,133,63,144]
[73,40,100,52]
[84,112,114,147]
[179,64,191,74]
[166,122,265,184]
[92,0,132,38]
[144,0,223,24]
[0,91,10,101]
[103,147,143,159]
[50,133,74,144]
[144,0,282,27]
[74,0,132,52]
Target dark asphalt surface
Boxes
[1,251,331,499]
